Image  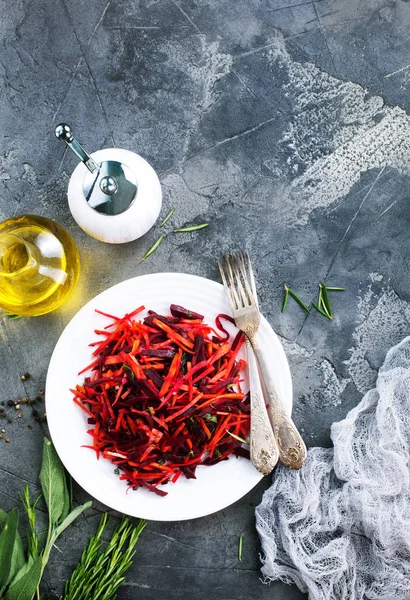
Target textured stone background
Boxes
[1,1,410,598]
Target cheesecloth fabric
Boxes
[255,336,410,599]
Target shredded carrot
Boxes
[73,303,250,496]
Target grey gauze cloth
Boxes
[255,336,410,600]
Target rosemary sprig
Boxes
[282,282,345,320]
[173,223,208,232]
[140,234,164,262]
[238,534,243,561]
[20,485,41,559]
[312,302,332,320]
[282,284,310,314]
[281,285,289,312]
[321,284,332,318]
[160,206,176,227]
[226,431,248,445]
[61,514,146,600]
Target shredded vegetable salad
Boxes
[71,304,250,496]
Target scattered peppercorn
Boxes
[22,398,28,404]
[5,438,10,443]
[7,400,14,406]
[17,412,22,418]
[0,435,3,439]
[35,396,43,402]
[27,425,32,430]
[38,389,44,395]
[7,418,12,423]
[21,373,30,381]
[1,429,5,433]
[15,404,20,410]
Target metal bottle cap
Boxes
[55,123,137,216]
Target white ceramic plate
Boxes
[46,273,292,521]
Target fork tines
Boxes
[218,251,258,313]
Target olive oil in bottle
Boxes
[0,214,80,316]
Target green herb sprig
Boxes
[140,234,165,262]
[226,431,248,445]
[0,438,146,600]
[61,514,146,600]
[282,284,310,314]
[173,223,209,233]
[140,206,209,261]
[238,534,243,561]
[282,282,345,321]
[0,438,91,600]
[160,206,176,227]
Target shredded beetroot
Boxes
[72,305,250,496]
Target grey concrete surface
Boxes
[1,0,410,598]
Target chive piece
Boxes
[325,286,346,291]
[173,223,209,233]
[281,284,289,313]
[287,288,310,314]
[113,468,120,475]
[238,534,243,561]
[160,206,176,227]
[140,234,164,262]
[312,302,332,320]
[226,430,248,445]
[321,283,332,318]
[4,312,22,320]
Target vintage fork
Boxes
[219,258,279,475]
[219,251,307,469]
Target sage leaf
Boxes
[8,532,25,587]
[39,437,67,527]
[53,501,92,540]
[0,508,19,594]
[43,501,92,570]
[0,508,25,587]
[0,508,7,527]
[4,556,42,600]
[60,472,71,522]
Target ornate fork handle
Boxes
[246,339,279,474]
[247,330,307,470]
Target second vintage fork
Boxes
[219,251,307,470]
